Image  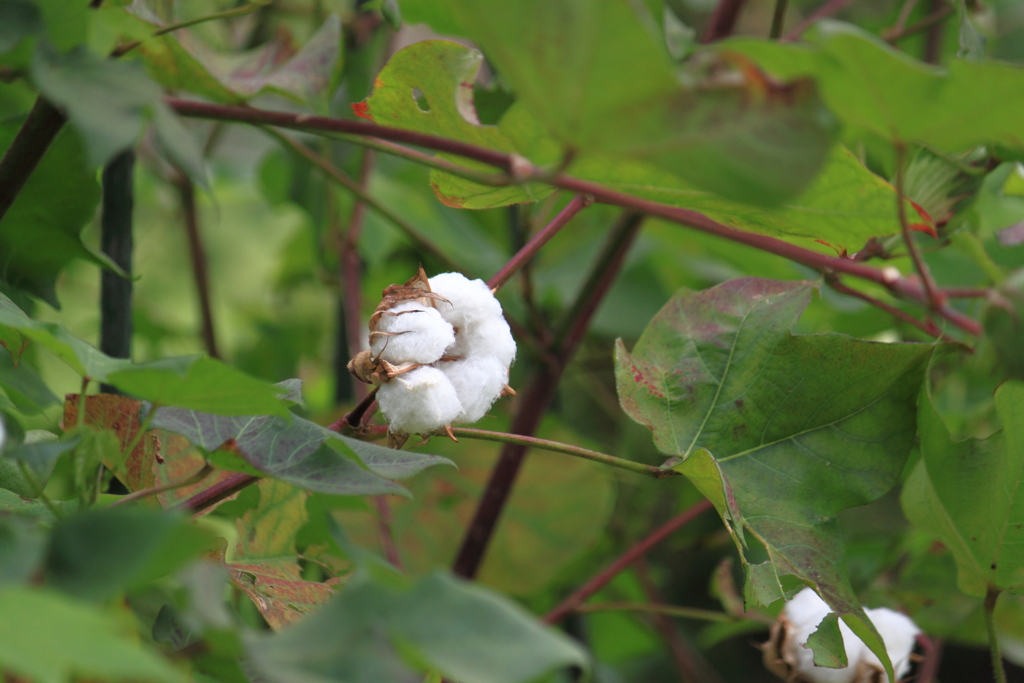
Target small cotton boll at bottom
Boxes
[438,356,509,424]
[370,302,455,365]
[783,588,866,683]
[377,366,462,435]
[428,272,503,330]
[779,588,921,683]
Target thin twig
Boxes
[884,3,954,42]
[923,0,947,63]
[452,213,646,580]
[782,0,857,41]
[576,600,738,622]
[450,428,679,479]
[891,0,922,37]
[634,556,727,683]
[327,387,380,433]
[943,287,989,298]
[264,127,460,271]
[544,499,715,624]
[770,0,790,38]
[894,144,942,309]
[111,2,264,57]
[488,194,593,291]
[985,587,1008,683]
[173,172,220,359]
[109,464,214,508]
[826,277,951,340]
[175,472,261,515]
[338,147,375,403]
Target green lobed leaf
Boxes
[0,120,101,306]
[615,277,936,679]
[150,402,452,495]
[0,350,58,414]
[902,379,1024,596]
[983,267,1024,380]
[0,586,184,683]
[805,611,849,668]
[723,21,1024,153]
[247,570,589,683]
[353,40,550,208]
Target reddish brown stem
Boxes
[894,145,941,310]
[173,173,221,359]
[176,473,261,515]
[544,499,715,624]
[373,496,403,569]
[0,97,66,225]
[339,149,374,403]
[917,634,944,683]
[327,386,380,432]
[700,0,748,43]
[782,0,857,41]
[452,213,645,579]
[827,278,951,340]
[488,194,593,291]
[943,287,989,298]
[166,99,983,336]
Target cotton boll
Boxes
[377,366,463,435]
[370,302,455,365]
[862,607,920,682]
[428,272,503,330]
[453,316,516,367]
[438,356,509,424]
[780,588,866,683]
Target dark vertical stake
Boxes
[99,150,135,393]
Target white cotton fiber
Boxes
[448,316,517,367]
[377,366,463,435]
[861,607,921,682]
[428,272,503,330]
[370,302,455,365]
[783,588,865,683]
[437,355,509,424]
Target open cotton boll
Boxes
[438,356,509,424]
[428,272,503,330]
[782,588,866,683]
[377,366,463,435]
[370,301,455,365]
[861,607,920,681]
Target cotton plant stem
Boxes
[263,128,460,271]
[166,99,984,335]
[173,172,221,359]
[986,587,1008,683]
[884,3,955,43]
[922,0,947,63]
[917,634,944,683]
[894,144,941,309]
[373,496,403,569]
[544,499,715,624]
[112,2,263,56]
[176,472,262,515]
[488,194,593,291]
[782,0,857,41]
[0,96,66,225]
[450,428,679,479]
[770,0,790,38]
[99,150,135,395]
[109,464,214,508]
[452,213,645,580]
[338,148,375,404]
[700,0,748,43]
